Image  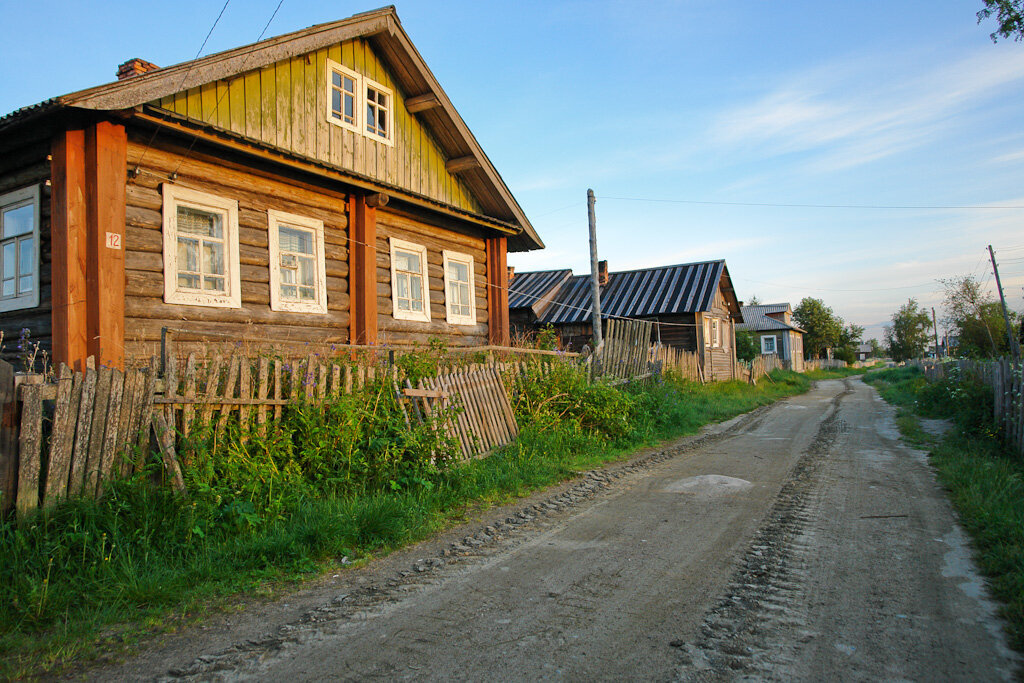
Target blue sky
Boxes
[2,1,1023,341]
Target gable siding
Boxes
[155,39,482,215]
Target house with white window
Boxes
[0,7,543,370]
[736,303,805,372]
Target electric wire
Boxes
[599,196,1024,211]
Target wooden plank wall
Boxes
[0,132,51,366]
[123,133,352,358]
[155,38,482,215]
[376,210,489,346]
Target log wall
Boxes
[123,132,351,359]
[375,209,489,346]
[0,132,51,367]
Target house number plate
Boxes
[105,232,122,250]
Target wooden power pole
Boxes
[989,244,1020,361]
[587,189,603,352]
[931,307,941,359]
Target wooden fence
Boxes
[922,357,1024,457]
[651,344,703,382]
[804,358,849,372]
[592,319,655,382]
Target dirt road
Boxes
[94,378,1019,681]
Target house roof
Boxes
[508,269,573,310]
[0,6,542,252]
[737,304,805,333]
[515,260,738,325]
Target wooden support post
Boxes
[486,236,509,346]
[0,361,16,513]
[348,195,378,345]
[51,129,90,372]
[51,121,127,371]
[85,121,127,369]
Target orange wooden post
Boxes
[50,129,90,372]
[486,236,509,346]
[348,194,378,345]
[85,121,127,369]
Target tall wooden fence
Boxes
[592,319,655,381]
[922,357,1024,457]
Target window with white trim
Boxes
[162,185,240,308]
[364,77,393,144]
[0,186,39,312]
[325,61,394,146]
[267,210,327,314]
[327,60,360,133]
[761,335,777,354]
[710,318,721,348]
[443,250,475,325]
[389,238,430,322]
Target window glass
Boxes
[3,204,33,238]
[366,84,390,138]
[276,224,318,303]
[176,205,226,292]
[391,242,428,319]
[0,196,34,303]
[330,66,357,126]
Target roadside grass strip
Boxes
[865,366,1024,651]
[0,365,818,678]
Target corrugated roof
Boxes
[508,269,572,309]
[737,304,805,333]
[526,260,730,325]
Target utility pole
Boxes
[989,244,1020,361]
[587,189,603,352]
[931,307,941,359]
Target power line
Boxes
[600,196,1024,211]
[133,0,233,176]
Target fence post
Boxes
[0,360,15,513]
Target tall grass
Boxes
[0,364,812,677]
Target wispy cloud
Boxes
[710,49,1024,172]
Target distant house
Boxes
[0,7,543,370]
[509,260,743,381]
[856,342,873,362]
[736,303,805,372]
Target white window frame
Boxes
[326,59,361,134]
[0,185,40,312]
[710,318,721,348]
[267,210,327,314]
[761,335,777,354]
[442,249,476,325]
[389,237,430,323]
[363,76,395,147]
[161,184,241,309]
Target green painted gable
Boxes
[153,38,483,214]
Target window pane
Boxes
[281,284,297,299]
[203,241,225,276]
[344,94,354,120]
[298,286,315,301]
[177,206,221,238]
[397,298,410,311]
[18,275,32,294]
[452,261,469,282]
[2,279,13,297]
[396,250,420,272]
[410,275,422,302]
[280,226,313,254]
[332,71,342,88]
[298,256,315,286]
[331,89,341,118]
[281,266,296,284]
[3,205,33,238]
[396,273,409,299]
[19,238,33,277]
[459,282,471,306]
[3,242,14,278]
[178,273,200,289]
[366,104,374,131]
[344,76,353,92]
[204,275,224,292]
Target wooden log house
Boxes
[736,303,806,372]
[0,7,543,370]
[509,260,743,381]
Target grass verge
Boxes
[864,365,1024,650]
[1,367,814,678]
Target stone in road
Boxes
[114,379,1017,681]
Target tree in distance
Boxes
[735,330,758,363]
[793,297,863,362]
[885,298,932,361]
[978,0,1024,41]
[940,275,1019,357]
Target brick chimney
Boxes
[507,266,515,282]
[117,58,159,80]
[598,260,609,286]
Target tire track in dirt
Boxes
[157,406,778,681]
[675,380,853,680]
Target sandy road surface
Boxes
[89,379,1018,681]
